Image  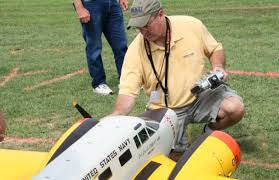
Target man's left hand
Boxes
[119,0,128,11]
[212,66,228,81]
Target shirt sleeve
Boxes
[200,22,223,58]
[119,35,143,97]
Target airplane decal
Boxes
[81,168,98,180]
[164,115,176,138]
[138,138,157,158]
[99,150,117,168]
[118,138,130,152]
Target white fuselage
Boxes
[32,109,178,180]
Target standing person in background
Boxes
[0,112,6,142]
[73,0,128,95]
[111,0,245,160]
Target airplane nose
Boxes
[211,131,241,167]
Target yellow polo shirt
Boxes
[119,16,223,109]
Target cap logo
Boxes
[131,6,143,14]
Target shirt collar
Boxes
[149,16,184,52]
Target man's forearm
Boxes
[73,0,84,9]
[209,49,229,80]
[111,94,136,116]
[209,50,226,69]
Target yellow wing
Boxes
[0,118,92,180]
[0,149,47,180]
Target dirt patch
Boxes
[2,136,55,145]
[9,48,24,55]
[0,68,19,87]
[242,160,279,169]
[21,70,49,76]
[24,68,86,91]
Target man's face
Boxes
[138,11,164,42]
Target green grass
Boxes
[0,0,278,179]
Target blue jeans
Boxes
[81,0,127,88]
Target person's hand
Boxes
[76,6,90,23]
[119,0,128,11]
[212,65,228,81]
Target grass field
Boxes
[0,0,278,179]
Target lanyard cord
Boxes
[144,17,171,107]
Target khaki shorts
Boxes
[172,84,242,152]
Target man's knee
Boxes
[112,41,127,54]
[220,96,245,124]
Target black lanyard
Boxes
[144,17,171,107]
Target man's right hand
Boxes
[111,94,136,116]
[76,7,90,23]
[119,0,128,11]
[73,0,90,23]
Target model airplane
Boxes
[0,104,241,180]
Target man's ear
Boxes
[158,9,164,17]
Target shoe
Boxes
[203,124,214,133]
[93,83,113,95]
[169,151,183,162]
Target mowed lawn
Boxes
[0,0,278,179]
